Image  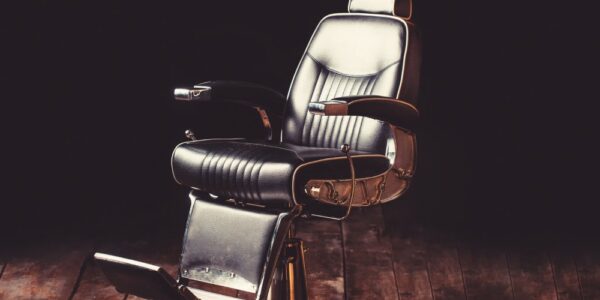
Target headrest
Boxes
[348,0,412,19]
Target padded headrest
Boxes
[348,0,412,19]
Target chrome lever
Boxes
[174,86,212,101]
[185,129,197,141]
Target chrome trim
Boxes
[185,129,197,141]
[93,253,161,271]
[174,85,212,101]
[308,101,349,116]
[307,102,327,116]
[385,136,396,166]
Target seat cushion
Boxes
[171,139,389,206]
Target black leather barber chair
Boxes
[93,0,421,299]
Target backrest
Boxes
[283,0,420,155]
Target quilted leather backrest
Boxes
[283,13,418,154]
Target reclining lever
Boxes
[185,129,197,141]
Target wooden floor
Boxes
[1,206,599,300]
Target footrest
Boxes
[93,253,196,300]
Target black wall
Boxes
[3,1,597,241]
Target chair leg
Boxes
[283,238,308,300]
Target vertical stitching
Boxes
[309,69,330,146]
[302,67,325,145]
[251,153,268,202]
[214,147,236,195]
[222,146,243,197]
[230,147,247,199]
[323,73,343,147]
[330,77,351,148]
[311,71,333,146]
[236,147,256,200]
[200,149,216,188]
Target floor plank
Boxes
[574,245,600,299]
[295,218,345,300]
[342,206,399,300]
[458,241,513,300]
[390,226,434,300]
[548,247,582,300]
[0,241,92,300]
[70,260,127,300]
[507,247,558,300]
[424,229,467,300]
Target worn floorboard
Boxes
[457,241,513,300]
[342,206,399,300]
[390,226,434,300]
[0,241,92,300]
[507,247,558,300]
[1,225,596,299]
[548,247,582,300]
[295,218,345,300]
[424,229,467,300]
[575,246,600,300]
[70,260,127,300]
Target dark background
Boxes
[2,1,597,242]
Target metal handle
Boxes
[312,143,357,221]
[174,86,212,101]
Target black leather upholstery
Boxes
[171,139,389,205]
[348,0,412,19]
[283,13,410,154]
[180,196,297,296]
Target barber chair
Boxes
[93,0,421,299]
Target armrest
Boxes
[174,81,286,140]
[174,80,286,118]
[308,96,419,132]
